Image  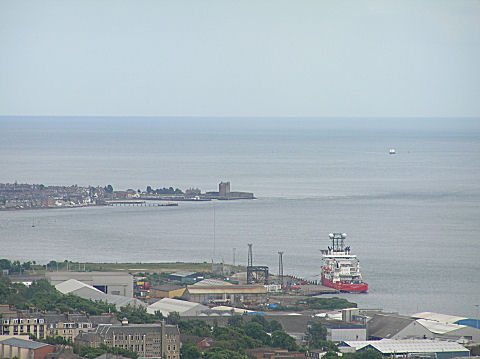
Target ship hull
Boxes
[322,276,368,293]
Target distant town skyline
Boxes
[1,0,479,118]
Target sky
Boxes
[0,0,479,118]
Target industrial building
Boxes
[168,271,202,284]
[55,279,145,310]
[184,284,267,305]
[146,298,208,317]
[367,313,433,340]
[339,339,470,359]
[366,312,480,343]
[47,271,133,297]
[75,322,180,359]
[324,322,367,342]
[0,337,55,359]
[149,284,186,299]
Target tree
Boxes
[243,322,270,346]
[306,322,327,348]
[146,186,153,193]
[104,184,113,193]
[180,341,201,359]
[227,314,243,327]
[271,330,297,351]
[167,311,181,325]
[267,320,282,332]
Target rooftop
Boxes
[342,339,469,354]
[0,337,53,350]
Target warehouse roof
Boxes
[0,337,53,350]
[416,319,467,334]
[56,278,102,294]
[147,298,207,316]
[152,283,185,292]
[412,312,467,324]
[194,279,233,286]
[367,314,415,339]
[55,279,145,309]
[187,285,267,294]
[342,339,469,354]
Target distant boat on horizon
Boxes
[389,148,396,155]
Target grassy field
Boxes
[81,262,246,274]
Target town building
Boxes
[0,306,47,339]
[0,337,55,359]
[44,313,93,343]
[47,272,134,297]
[75,322,180,359]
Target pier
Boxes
[105,201,178,207]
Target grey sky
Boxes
[1,0,479,117]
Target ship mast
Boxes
[328,232,348,253]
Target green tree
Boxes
[227,314,243,327]
[180,341,201,359]
[306,322,327,348]
[167,311,181,325]
[243,322,270,346]
[271,330,298,351]
[104,184,114,193]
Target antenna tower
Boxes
[247,244,253,267]
[278,251,284,287]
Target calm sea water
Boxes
[1,118,479,317]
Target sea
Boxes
[1,117,479,318]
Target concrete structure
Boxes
[149,284,186,299]
[184,284,267,305]
[218,181,230,197]
[325,323,366,342]
[55,279,145,310]
[146,298,208,317]
[75,322,180,359]
[47,271,133,297]
[0,337,55,359]
[340,339,470,359]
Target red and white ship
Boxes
[321,233,368,293]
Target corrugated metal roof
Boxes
[55,279,103,294]
[56,279,145,309]
[343,339,469,354]
[412,312,467,324]
[146,298,207,315]
[0,337,52,350]
[416,319,467,334]
[194,279,233,286]
[187,285,267,294]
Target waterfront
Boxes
[1,118,479,317]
